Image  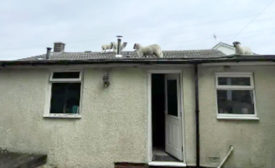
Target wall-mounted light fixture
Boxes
[103,72,110,88]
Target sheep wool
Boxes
[101,43,113,52]
[233,41,253,55]
[111,42,127,52]
[133,43,163,58]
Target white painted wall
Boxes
[197,65,275,168]
[0,65,274,168]
[213,43,235,55]
[216,46,235,55]
[0,67,148,168]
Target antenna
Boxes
[213,34,218,41]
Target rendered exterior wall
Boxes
[181,67,196,165]
[0,67,148,168]
[198,65,275,168]
[0,65,274,168]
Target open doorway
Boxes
[151,73,183,162]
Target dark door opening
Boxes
[151,74,180,162]
[152,74,165,150]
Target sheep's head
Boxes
[122,42,127,48]
[133,43,141,50]
[233,41,241,47]
[110,42,115,49]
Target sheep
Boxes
[111,42,127,53]
[133,43,163,58]
[101,43,114,52]
[233,41,253,55]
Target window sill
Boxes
[217,115,259,120]
[43,114,81,119]
[149,161,186,167]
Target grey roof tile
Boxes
[19,50,225,61]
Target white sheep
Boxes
[101,43,114,52]
[233,41,253,55]
[133,43,163,58]
[111,42,127,53]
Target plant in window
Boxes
[49,72,81,115]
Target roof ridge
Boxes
[47,49,219,53]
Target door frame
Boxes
[147,70,186,166]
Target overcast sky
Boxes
[0,0,275,60]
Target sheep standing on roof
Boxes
[101,43,114,52]
[111,42,127,53]
[233,41,253,55]
[133,43,163,58]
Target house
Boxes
[212,42,235,55]
[0,42,275,168]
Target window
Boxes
[167,79,178,116]
[44,71,82,118]
[216,72,258,120]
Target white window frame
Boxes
[215,72,258,120]
[49,71,82,82]
[43,70,83,119]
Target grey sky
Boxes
[0,0,275,60]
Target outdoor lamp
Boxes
[103,72,110,88]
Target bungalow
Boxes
[0,42,274,168]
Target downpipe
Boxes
[194,64,200,168]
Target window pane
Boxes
[52,72,80,79]
[50,83,81,114]
[167,80,178,116]
[218,77,250,86]
[217,90,255,114]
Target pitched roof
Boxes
[0,49,274,67]
[212,42,234,50]
[19,49,225,61]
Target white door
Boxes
[165,74,183,160]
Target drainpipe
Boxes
[194,63,200,168]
